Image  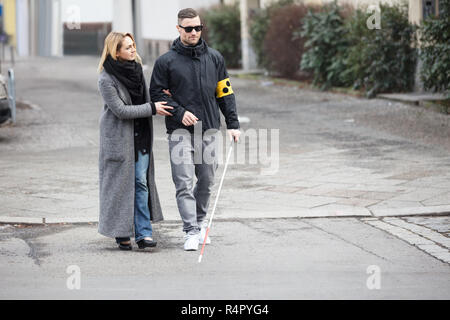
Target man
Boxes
[150,8,241,251]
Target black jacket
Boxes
[150,37,240,134]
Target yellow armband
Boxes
[216,78,234,98]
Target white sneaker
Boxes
[199,226,211,245]
[184,233,200,251]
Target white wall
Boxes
[60,0,113,22]
[16,0,29,56]
[60,0,220,40]
[139,0,220,41]
[112,0,133,32]
[52,0,63,56]
[140,0,179,40]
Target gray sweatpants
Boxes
[168,130,219,234]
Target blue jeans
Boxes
[133,150,153,242]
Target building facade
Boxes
[4,0,222,59]
[1,0,443,63]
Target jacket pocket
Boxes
[101,137,126,162]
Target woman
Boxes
[97,32,173,250]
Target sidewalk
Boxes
[0,56,450,225]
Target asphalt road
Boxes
[0,217,449,299]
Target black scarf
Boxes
[103,55,146,105]
[173,37,207,58]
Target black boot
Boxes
[116,237,132,251]
[137,238,157,249]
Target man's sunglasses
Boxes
[178,25,203,33]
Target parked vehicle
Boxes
[0,75,11,124]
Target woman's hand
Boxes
[155,101,174,116]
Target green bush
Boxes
[338,9,372,88]
[296,1,349,89]
[419,0,450,97]
[200,4,241,68]
[359,4,418,97]
[300,2,417,97]
[249,0,295,70]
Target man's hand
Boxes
[227,129,241,143]
[182,111,199,126]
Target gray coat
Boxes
[97,70,163,239]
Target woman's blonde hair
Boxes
[97,32,142,73]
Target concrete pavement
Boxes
[0,56,449,299]
[1,56,450,224]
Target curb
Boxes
[1,205,449,226]
[0,217,98,225]
[370,205,450,217]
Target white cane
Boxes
[198,140,235,263]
